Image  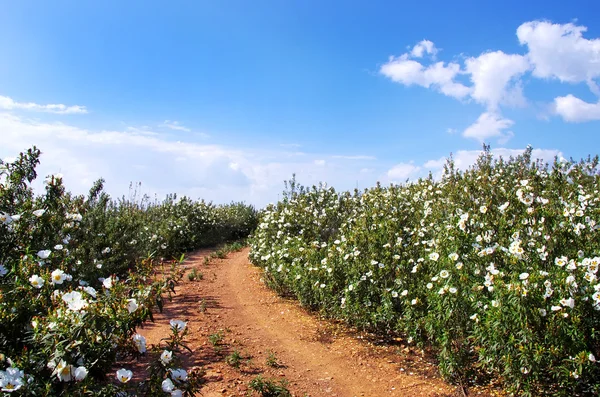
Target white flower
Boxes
[37,250,51,260]
[400,289,408,297]
[62,291,88,311]
[54,244,64,250]
[29,274,44,289]
[51,269,67,285]
[426,283,433,289]
[55,360,74,382]
[169,368,188,381]
[162,378,175,392]
[126,299,139,314]
[455,262,463,270]
[448,253,459,261]
[429,252,439,261]
[0,367,25,392]
[439,270,450,279]
[479,205,487,214]
[67,213,83,222]
[555,256,567,267]
[560,297,575,309]
[82,286,97,298]
[0,212,12,225]
[171,390,183,397]
[391,291,398,298]
[551,305,562,312]
[589,353,596,362]
[538,308,547,317]
[170,319,187,332]
[160,350,173,365]
[103,277,113,289]
[102,247,111,254]
[32,209,46,217]
[116,368,132,383]
[0,264,8,276]
[449,287,457,294]
[133,334,147,353]
[74,366,88,381]
[519,273,529,280]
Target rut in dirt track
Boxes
[140,248,463,397]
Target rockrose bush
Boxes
[0,147,254,395]
[249,147,600,396]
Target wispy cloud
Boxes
[0,111,380,207]
[331,155,376,160]
[0,95,87,114]
[160,120,191,132]
[279,143,302,148]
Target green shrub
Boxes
[0,147,256,395]
[249,147,600,396]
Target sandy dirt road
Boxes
[139,248,467,397]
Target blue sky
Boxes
[1,1,600,206]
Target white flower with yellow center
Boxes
[29,274,44,289]
[51,269,67,285]
[116,368,132,383]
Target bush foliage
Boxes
[0,147,257,395]
[249,147,600,396]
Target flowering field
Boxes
[0,147,257,395]
[249,147,600,396]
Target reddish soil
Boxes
[138,248,496,397]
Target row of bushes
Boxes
[0,147,257,395]
[249,147,600,396]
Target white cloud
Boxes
[446,128,457,134]
[517,21,600,91]
[554,94,600,122]
[386,162,421,181]
[0,112,381,207]
[331,155,376,160]
[465,51,530,109]
[161,120,191,132]
[411,40,438,58]
[0,95,87,114]
[380,56,470,99]
[463,112,514,143]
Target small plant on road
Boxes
[248,376,291,397]
[265,350,282,368]
[226,349,243,368]
[208,331,224,347]
[187,267,203,281]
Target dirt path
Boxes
[139,248,468,397]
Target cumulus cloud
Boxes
[381,19,600,140]
[386,162,421,181]
[554,95,600,122]
[463,112,514,144]
[0,95,87,114]
[411,40,438,58]
[465,51,530,109]
[380,56,470,99]
[517,21,600,87]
